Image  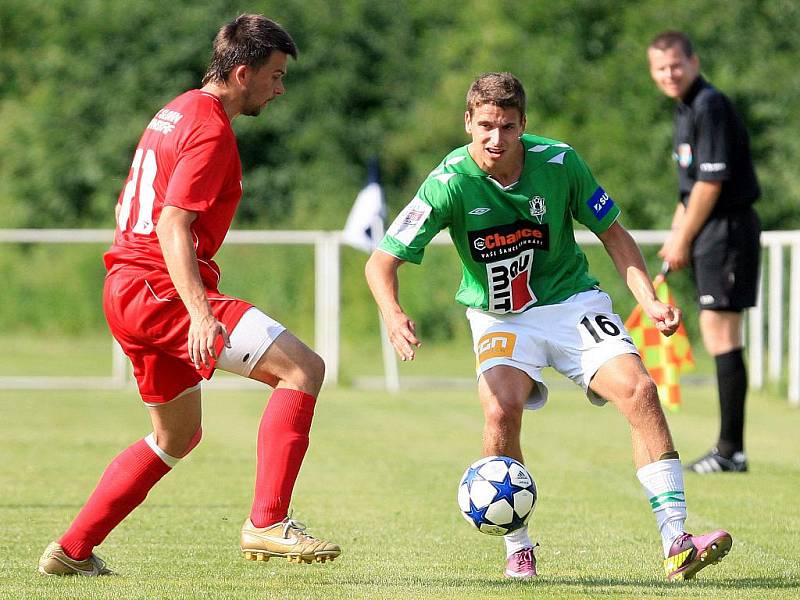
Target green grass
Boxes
[1,382,798,599]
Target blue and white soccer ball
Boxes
[457,455,537,536]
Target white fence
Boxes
[1,228,799,405]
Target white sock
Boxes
[503,525,533,557]
[144,433,181,468]
[637,458,687,556]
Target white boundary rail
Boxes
[1,228,799,405]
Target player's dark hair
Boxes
[202,14,298,85]
[466,72,526,117]
[649,30,694,58]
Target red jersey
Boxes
[104,90,242,289]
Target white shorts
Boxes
[467,289,639,410]
[216,307,286,377]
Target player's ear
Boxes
[230,64,249,87]
[464,111,472,134]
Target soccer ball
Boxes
[457,455,537,536]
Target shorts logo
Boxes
[468,220,549,263]
[674,143,693,168]
[586,187,615,220]
[477,331,517,363]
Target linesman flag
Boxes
[343,157,386,252]
[624,274,695,411]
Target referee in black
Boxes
[647,30,760,474]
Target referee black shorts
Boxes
[690,207,761,312]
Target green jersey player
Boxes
[366,72,732,581]
[379,133,617,313]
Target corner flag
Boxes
[343,158,399,392]
[343,158,385,252]
[624,274,695,411]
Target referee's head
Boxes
[647,30,700,100]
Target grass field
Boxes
[1,381,798,599]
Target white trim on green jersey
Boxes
[380,133,621,313]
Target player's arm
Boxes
[657,202,684,267]
[156,205,230,369]
[598,221,681,336]
[658,181,721,271]
[364,250,420,361]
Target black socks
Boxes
[715,348,747,457]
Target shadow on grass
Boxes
[305,574,799,591]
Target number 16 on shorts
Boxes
[578,312,623,347]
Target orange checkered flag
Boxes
[624,270,694,411]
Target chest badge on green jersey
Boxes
[529,196,546,224]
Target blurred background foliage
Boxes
[2,0,798,230]
[0,0,798,355]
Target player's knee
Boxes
[179,426,203,457]
[282,350,325,396]
[157,425,203,459]
[306,351,326,389]
[483,398,523,431]
[630,374,660,414]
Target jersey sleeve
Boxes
[693,95,732,182]
[378,177,452,264]
[568,150,621,234]
[164,120,236,213]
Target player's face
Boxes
[648,45,699,100]
[464,104,526,173]
[240,51,289,117]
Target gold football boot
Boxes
[241,517,341,564]
[38,542,114,576]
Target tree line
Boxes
[2,0,798,232]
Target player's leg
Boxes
[40,387,203,576]
[687,210,758,473]
[687,309,748,472]
[478,365,534,462]
[591,353,731,580]
[246,328,324,526]
[591,354,673,467]
[478,366,539,578]
[214,307,338,563]
[478,365,537,579]
[39,274,205,576]
[468,307,551,578]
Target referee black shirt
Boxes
[673,76,760,215]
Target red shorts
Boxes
[103,267,252,404]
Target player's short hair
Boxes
[202,14,298,85]
[466,72,526,117]
[649,30,694,58]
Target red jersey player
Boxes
[39,14,340,576]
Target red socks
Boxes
[250,388,316,527]
[59,438,172,560]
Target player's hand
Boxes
[658,235,691,272]
[645,300,682,337]
[384,310,421,361]
[188,313,231,369]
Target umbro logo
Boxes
[468,207,491,215]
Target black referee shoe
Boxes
[686,447,748,474]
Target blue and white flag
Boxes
[343,159,386,252]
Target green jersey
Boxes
[379,134,621,313]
